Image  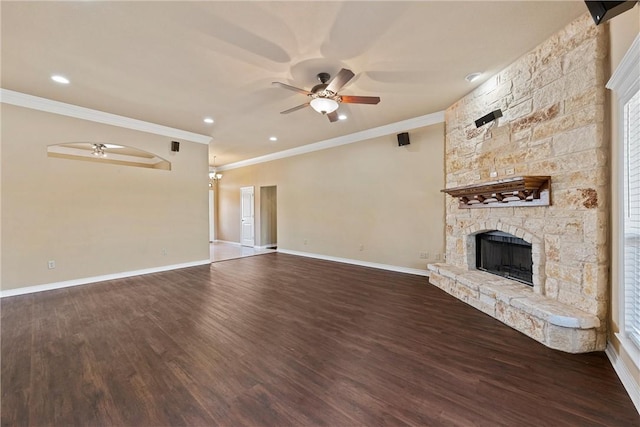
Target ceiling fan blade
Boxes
[280,103,310,114]
[340,95,381,105]
[326,68,355,93]
[327,111,339,122]
[272,81,311,95]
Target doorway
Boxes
[240,186,255,247]
[260,186,277,249]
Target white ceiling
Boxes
[1,1,587,167]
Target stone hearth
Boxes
[428,264,600,353]
[431,13,609,353]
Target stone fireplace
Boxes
[464,221,544,293]
[428,13,609,353]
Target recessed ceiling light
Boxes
[269,136,278,142]
[465,72,482,83]
[203,117,214,124]
[51,75,70,84]
[338,114,347,120]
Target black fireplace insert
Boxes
[476,231,533,286]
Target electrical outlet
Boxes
[419,251,428,259]
[161,248,168,256]
[303,239,308,245]
[359,244,364,251]
[434,253,442,261]
[505,168,515,175]
[48,260,56,269]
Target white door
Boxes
[240,186,255,247]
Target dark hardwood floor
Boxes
[2,253,638,426]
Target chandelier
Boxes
[209,156,222,187]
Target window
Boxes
[623,89,640,347]
[608,34,640,353]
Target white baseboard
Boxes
[0,259,211,298]
[213,240,241,246]
[255,245,277,250]
[277,249,429,277]
[214,240,275,250]
[605,342,640,414]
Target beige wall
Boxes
[217,123,445,271]
[608,5,640,399]
[1,104,210,291]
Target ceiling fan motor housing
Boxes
[311,83,329,94]
[310,72,332,94]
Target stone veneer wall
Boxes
[440,13,609,350]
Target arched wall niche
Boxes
[47,142,171,170]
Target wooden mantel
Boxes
[442,176,551,209]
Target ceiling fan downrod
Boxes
[317,72,331,84]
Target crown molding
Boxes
[0,89,212,144]
[218,110,445,171]
[606,33,639,99]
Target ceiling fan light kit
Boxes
[273,68,380,122]
[310,97,339,114]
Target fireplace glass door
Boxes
[476,231,533,285]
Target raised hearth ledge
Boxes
[427,263,601,353]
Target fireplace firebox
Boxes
[476,231,533,286]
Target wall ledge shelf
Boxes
[442,176,551,209]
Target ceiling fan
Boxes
[272,68,381,122]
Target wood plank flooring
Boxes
[2,253,638,426]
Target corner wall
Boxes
[217,123,445,272]
[1,104,210,292]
